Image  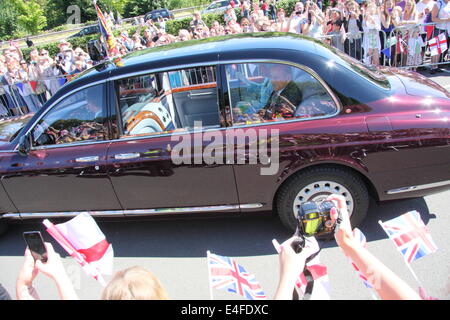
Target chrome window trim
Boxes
[14,79,107,151]
[108,59,342,144]
[220,59,342,128]
[17,58,342,149]
[2,203,263,220]
[108,61,220,82]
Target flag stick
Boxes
[206,251,214,300]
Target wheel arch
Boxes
[272,161,379,213]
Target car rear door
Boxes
[106,66,240,215]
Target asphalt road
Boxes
[0,74,448,301]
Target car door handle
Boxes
[188,92,213,98]
[75,156,99,163]
[114,153,140,160]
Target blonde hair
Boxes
[101,266,168,300]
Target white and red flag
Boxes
[43,212,114,286]
[428,33,448,56]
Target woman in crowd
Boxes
[363,2,382,65]
[343,0,364,59]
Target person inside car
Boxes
[258,63,303,120]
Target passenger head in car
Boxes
[101,266,168,300]
[268,64,293,92]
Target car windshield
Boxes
[0,114,34,142]
[152,10,168,18]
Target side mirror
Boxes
[17,134,31,156]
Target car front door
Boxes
[106,66,240,215]
[1,84,122,214]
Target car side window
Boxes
[115,66,220,138]
[31,84,107,147]
[225,63,338,125]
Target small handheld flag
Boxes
[43,212,114,286]
[379,211,438,264]
[207,251,266,300]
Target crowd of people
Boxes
[0,40,93,117]
[1,0,449,117]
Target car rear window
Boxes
[333,49,391,90]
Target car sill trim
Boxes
[386,180,450,195]
[1,203,263,220]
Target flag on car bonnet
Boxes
[43,212,113,285]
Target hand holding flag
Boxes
[43,212,114,286]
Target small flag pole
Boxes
[206,251,214,300]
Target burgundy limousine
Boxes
[0,33,449,234]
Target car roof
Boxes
[115,33,317,73]
[65,33,318,86]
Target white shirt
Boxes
[436,0,450,32]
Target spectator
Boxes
[430,0,450,73]
[190,12,207,31]
[287,2,309,33]
[142,29,155,48]
[101,266,168,300]
[261,0,269,16]
[240,17,253,32]
[224,6,237,24]
[362,2,382,65]
[304,1,326,38]
[343,0,363,60]
[29,48,39,65]
[16,243,168,300]
[16,243,79,300]
[241,0,251,19]
[398,0,419,26]
[268,0,278,21]
[328,19,346,51]
[17,60,40,112]
[274,194,422,300]
[274,8,290,31]
[178,29,192,41]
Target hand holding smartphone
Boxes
[23,231,48,263]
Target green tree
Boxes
[12,0,47,35]
[45,0,98,29]
[100,0,128,14]
[0,2,20,40]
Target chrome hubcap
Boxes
[292,181,354,218]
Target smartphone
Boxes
[23,231,48,263]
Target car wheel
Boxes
[276,166,369,233]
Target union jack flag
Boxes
[349,228,373,289]
[207,251,266,300]
[379,211,438,264]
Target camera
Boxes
[291,200,337,253]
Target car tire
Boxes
[275,166,369,233]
